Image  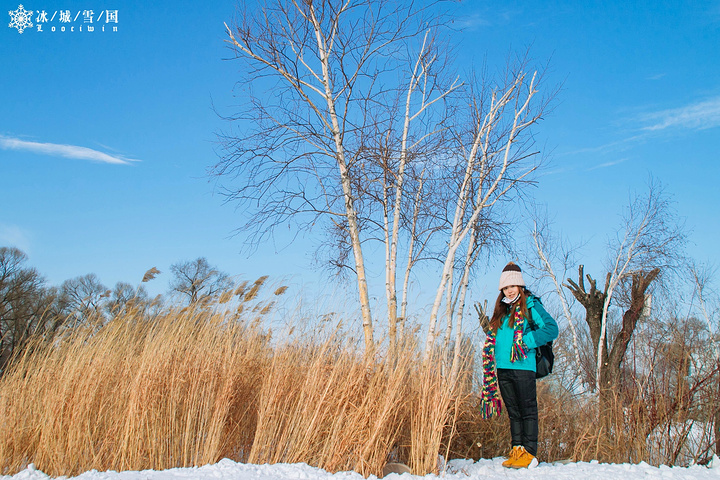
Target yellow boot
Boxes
[501,446,522,468]
[510,446,538,469]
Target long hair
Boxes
[489,287,530,332]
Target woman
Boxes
[479,262,558,468]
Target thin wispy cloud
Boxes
[454,13,492,30]
[560,96,720,168]
[588,158,629,171]
[559,134,646,158]
[453,7,525,31]
[639,96,720,132]
[0,135,137,165]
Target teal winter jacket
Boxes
[494,294,559,372]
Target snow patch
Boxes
[3,458,720,480]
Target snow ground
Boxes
[3,456,720,480]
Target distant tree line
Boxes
[0,249,234,375]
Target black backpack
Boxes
[534,342,554,379]
[528,317,554,379]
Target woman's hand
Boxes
[475,300,491,334]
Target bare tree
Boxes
[217,0,460,351]
[105,282,150,316]
[566,266,659,401]
[59,273,109,326]
[169,257,233,306]
[0,247,60,374]
[217,0,553,356]
[564,180,686,418]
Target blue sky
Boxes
[1,0,719,304]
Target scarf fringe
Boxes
[510,341,528,362]
[480,396,502,419]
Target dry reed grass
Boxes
[3,297,709,477]
[0,307,270,475]
[0,306,464,477]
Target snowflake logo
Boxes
[9,5,33,33]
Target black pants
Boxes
[497,368,538,456]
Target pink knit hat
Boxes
[498,262,525,290]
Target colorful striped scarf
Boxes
[479,303,529,419]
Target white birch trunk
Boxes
[443,266,455,353]
[309,5,374,350]
[384,174,396,352]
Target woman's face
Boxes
[502,285,521,299]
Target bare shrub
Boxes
[568,313,720,466]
